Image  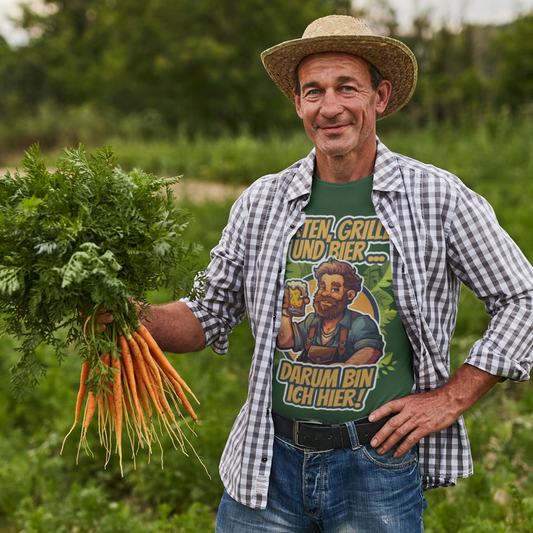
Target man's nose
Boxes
[320,89,343,118]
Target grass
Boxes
[1,127,314,187]
[1,115,532,531]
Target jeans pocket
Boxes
[362,442,418,470]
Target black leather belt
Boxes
[272,410,394,450]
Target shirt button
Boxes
[388,222,394,228]
[278,267,282,273]
[261,456,268,462]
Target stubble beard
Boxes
[313,120,375,159]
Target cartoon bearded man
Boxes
[277,258,384,366]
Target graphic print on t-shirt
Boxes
[273,190,414,423]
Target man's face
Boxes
[294,52,389,161]
[313,273,355,320]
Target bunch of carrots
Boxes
[0,145,208,475]
[62,319,207,476]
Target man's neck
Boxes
[314,137,377,183]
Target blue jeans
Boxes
[216,422,427,532]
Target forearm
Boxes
[141,301,206,354]
[439,363,502,418]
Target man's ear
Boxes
[347,290,356,302]
[375,79,392,116]
[294,89,303,119]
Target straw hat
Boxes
[261,15,418,120]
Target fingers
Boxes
[368,399,412,456]
[78,308,114,332]
[96,312,114,331]
[371,412,425,458]
[368,393,456,457]
[97,312,114,324]
[368,398,403,422]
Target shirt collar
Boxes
[285,148,315,203]
[372,137,405,193]
[285,138,405,200]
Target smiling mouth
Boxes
[319,124,349,134]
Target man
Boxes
[100,15,533,532]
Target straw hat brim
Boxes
[261,34,418,120]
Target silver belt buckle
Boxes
[293,417,324,448]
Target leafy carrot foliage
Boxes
[0,144,204,399]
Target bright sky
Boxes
[386,0,533,29]
[1,0,533,45]
[0,0,33,45]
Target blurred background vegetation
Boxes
[0,0,533,160]
[1,0,533,531]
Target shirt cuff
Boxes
[465,342,531,383]
[184,299,230,355]
[422,475,457,491]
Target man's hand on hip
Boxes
[368,363,502,457]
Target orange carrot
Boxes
[136,324,199,404]
[121,374,135,420]
[133,355,150,416]
[168,374,198,423]
[69,320,203,472]
[133,329,178,431]
[151,373,177,425]
[61,360,91,453]
[111,353,124,475]
[80,390,98,444]
[135,334,186,444]
[76,389,98,463]
[119,335,142,420]
[98,392,112,463]
[120,335,153,448]
[133,331,165,394]
[127,335,161,412]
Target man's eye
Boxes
[306,89,320,97]
[341,86,355,92]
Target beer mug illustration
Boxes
[285,280,309,317]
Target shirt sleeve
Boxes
[446,186,533,381]
[184,195,248,355]
[349,315,385,354]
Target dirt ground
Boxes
[171,179,248,204]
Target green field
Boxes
[1,116,533,532]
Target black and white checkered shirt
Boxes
[186,138,533,509]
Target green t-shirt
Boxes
[272,174,414,423]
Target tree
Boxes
[492,13,533,109]
[6,0,346,135]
